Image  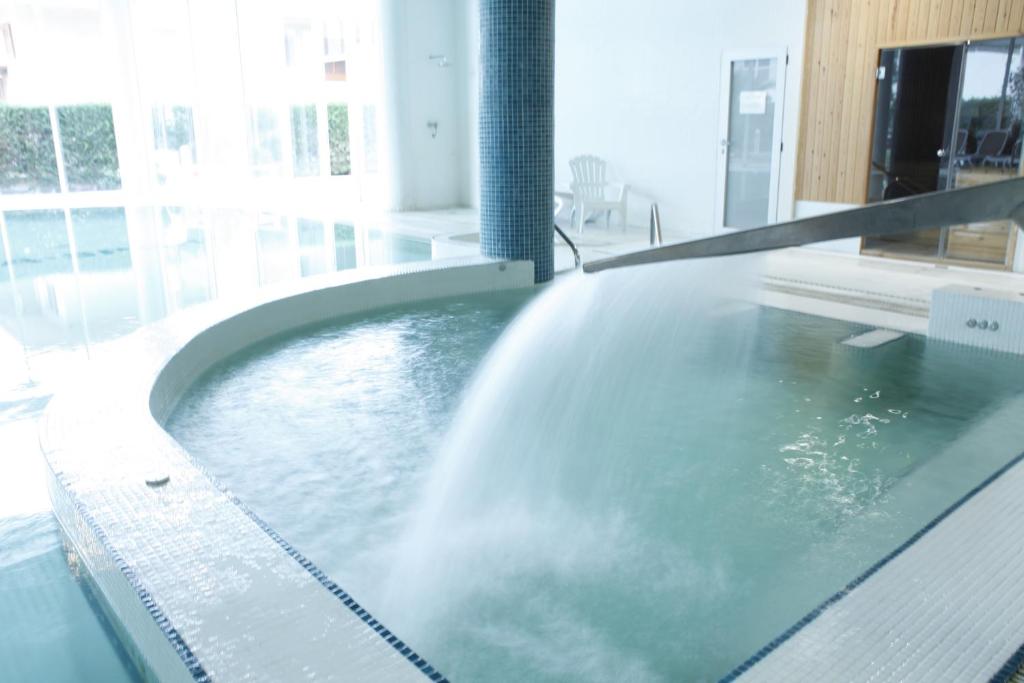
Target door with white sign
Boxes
[714,50,787,231]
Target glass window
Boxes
[152,105,196,183]
[323,19,346,82]
[1,209,89,354]
[324,61,347,81]
[334,222,356,270]
[70,207,140,340]
[945,37,1023,265]
[70,207,131,273]
[0,106,60,194]
[56,105,121,191]
[297,218,327,276]
[290,105,319,177]
[363,104,378,173]
[3,209,71,278]
[283,21,316,71]
[249,108,283,176]
[161,207,214,309]
[328,104,350,175]
[255,213,293,284]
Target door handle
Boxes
[936,149,947,158]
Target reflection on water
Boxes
[0,206,434,393]
[0,513,140,683]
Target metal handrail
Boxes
[583,176,1024,273]
[650,204,663,246]
[554,223,582,269]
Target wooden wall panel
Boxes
[795,0,1024,204]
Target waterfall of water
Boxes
[383,257,764,681]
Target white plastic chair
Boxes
[569,155,629,234]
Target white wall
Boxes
[380,0,469,211]
[458,0,481,209]
[551,0,807,239]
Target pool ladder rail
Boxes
[650,203,663,246]
[554,222,582,269]
[552,201,663,271]
[583,176,1024,273]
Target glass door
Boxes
[943,37,1023,267]
[863,44,963,259]
[864,37,1023,268]
[715,51,786,230]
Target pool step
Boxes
[841,328,905,348]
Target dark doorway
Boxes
[863,44,962,258]
[863,37,1023,268]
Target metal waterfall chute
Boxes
[583,176,1024,273]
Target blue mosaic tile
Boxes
[479,0,555,283]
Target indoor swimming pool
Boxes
[166,263,1024,682]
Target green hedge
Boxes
[328,104,351,176]
[0,106,60,193]
[57,105,121,191]
[0,104,120,194]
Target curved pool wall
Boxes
[39,257,534,682]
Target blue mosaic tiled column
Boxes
[479,0,555,283]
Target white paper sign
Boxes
[738,90,768,115]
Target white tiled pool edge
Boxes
[732,394,1024,683]
[39,257,535,683]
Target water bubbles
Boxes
[869,390,881,399]
[783,457,815,468]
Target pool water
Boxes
[0,514,140,683]
[169,289,533,595]
[168,282,1024,682]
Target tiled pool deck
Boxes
[39,257,534,682]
